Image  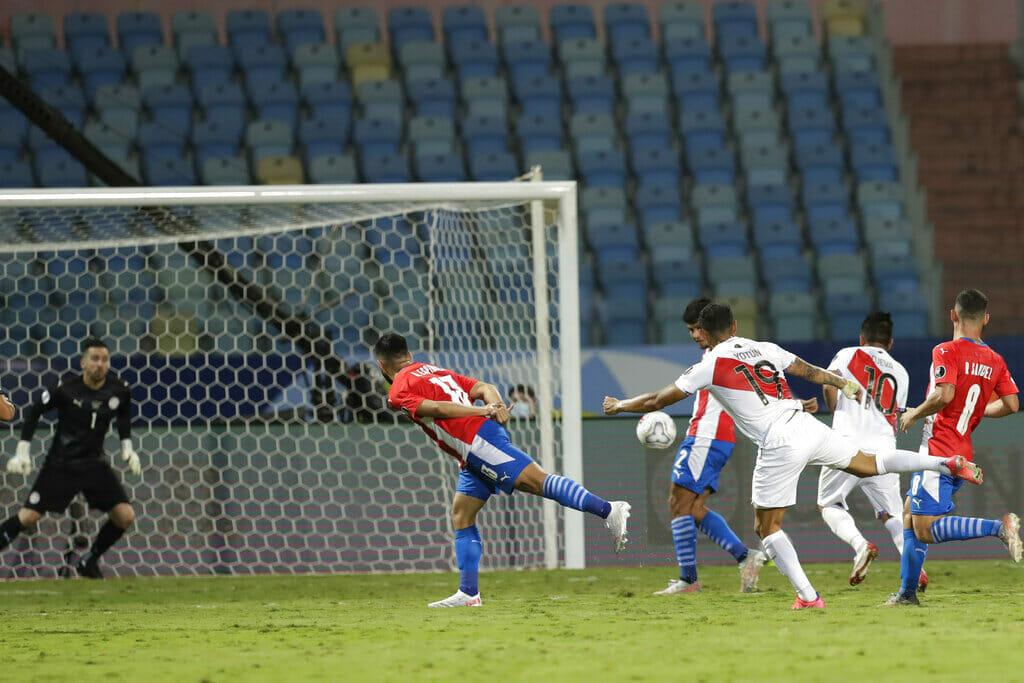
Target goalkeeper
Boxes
[0,338,139,578]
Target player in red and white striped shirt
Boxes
[605,303,983,609]
[652,298,767,596]
[375,333,630,608]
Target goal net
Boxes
[0,182,582,578]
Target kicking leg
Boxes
[756,508,822,608]
[843,450,981,484]
[515,463,631,553]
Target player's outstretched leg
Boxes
[928,514,1021,561]
[868,450,982,485]
[533,471,630,553]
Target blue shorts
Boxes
[908,470,964,516]
[671,436,735,495]
[456,420,535,502]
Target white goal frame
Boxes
[0,181,586,570]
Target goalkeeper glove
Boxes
[6,441,31,475]
[121,439,141,475]
[840,378,861,400]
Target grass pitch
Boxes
[1,560,1021,682]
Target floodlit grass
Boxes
[1,560,1021,682]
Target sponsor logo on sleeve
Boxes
[934,366,946,379]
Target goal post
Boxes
[0,181,585,577]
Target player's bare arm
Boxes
[414,399,504,420]
[984,393,1019,419]
[822,384,838,413]
[900,384,956,432]
[603,384,689,415]
[468,381,510,424]
[787,358,863,401]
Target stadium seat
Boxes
[631,146,681,188]
[116,12,162,59]
[570,112,617,153]
[762,256,812,292]
[850,142,899,181]
[308,153,359,183]
[191,119,243,166]
[182,44,233,95]
[131,44,178,90]
[198,82,246,128]
[857,181,904,220]
[550,4,597,43]
[90,83,136,134]
[302,80,353,121]
[226,10,271,50]
[345,42,391,86]
[699,221,747,258]
[353,116,402,157]
[361,151,410,183]
[809,217,859,255]
[245,120,294,164]
[277,9,326,55]
[76,46,125,100]
[255,156,304,184]
[407,76,456,118]
[144,156,196,186]
[576,148,626,187]
[450,39,500,80]
[713,1,758,39]
[795,142,845,184]
[299,117,348,163]
[559,37,607,80]
[525,149,573,179]
[780,71,829,111]
[828,35,875,72]
[415,151,466,182]
[388,7,434,53]
[768,0,813,39]
[462,114,509,156]
[462,75,510,118]
[409,115,456,156]
[612,35,659,76]
[672,69,720,112]
[201,157,251,185]
[293,42,341,87]
[138,121,187,161]
[248,79,300,128]
[568,74,616,115]
[787,105,836,148]
[0,160,35,188]
[679,108,727,151]
[708,254,758,297]
[12,13,57,56]
[636,185,683,227]
[803,180,850,224]
[623,72,670,115]
[718,34,766,73]
[443,6,489,45]
[333,7,379,53]
[513,73,562,118]
[238,43,288,84]
[22,47,72,89]
[517,112,563,156]
[504,39,552,82]
[687,147,735,185]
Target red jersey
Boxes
[920,338,1018,461]
[386,362,485,465]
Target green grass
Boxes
[1,560,1021,682]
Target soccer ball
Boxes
[636,411,677,449]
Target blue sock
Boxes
[542,474,612,518]
[698,509,748,562]
[671,515,698,583]
[455,526,482,596]
[899,529,928,597]
[930,516,1001,543]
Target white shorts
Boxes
[817,467,903,518]
[751,412,859,509]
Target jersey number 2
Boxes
[428,376,471,406]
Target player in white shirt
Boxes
[817,311,922,588]
[604,303,984,609]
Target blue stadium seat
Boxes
[773,33,820,74]
[713,1,758,39]
[748,184,794,226]
[237,43,288,84]
[679,108,726,153]
[843,106,891,145]
[41,83,88,129]
[22,47,72,89]
[201,157,250,185]
[76,46,125,100]
[388,7,434,53]
[803,179,849,221]
[496,5,541,42]
[795,142,844,184]
[699,221,748,257]
[567,74,615,115]
[299,118,348,163]
[631,146,681,188]
[780,70,829,109]
[873,254,920,291]
[623,72,670,115]
[708,254,758,297]
[409,115,455,156]
[717,34,766,73]
[604,3,650,42]
[191,119,242,166]
[277,9,326,55]
[415,151,466,182]
[245,119,293,164]
[226,10,271,50]
[665,35,712,75]
[625,111,672,153]
[358,79,405,122]
[612,35,659,76]
[559,38,607,80]
[809,216,859,255]
[512,73,562,118]
[762,256,812,292]
[659,1,705,39]
[407,76,457,118]
[308,153,359,183]
[504,39,552,83]
[461,75,510,118]
[248,79,300,128]
[0,160,34,188]
[672,69,719,112]
[470,151,519,181]
[116,12,162,60]
[443,6,489,44]
[450,39,500,80]
[636,184,683,227]
[767,0,813,37]
[576,148,626,187]
[525,149,574,179]
[836,70,882,107]
[142,83,193,135]
[570,112,616,153]
[396,40,444,83]
[550,4,597,42]
[334,7,379,54]
[143,156,196,186]
[851,143,898,182]
[353,116,402,157]
[462,114,508,156]
[828,36,876,73]
[302,80,353,121]
[130,44,178,90]
[138,121,187,161]
[361,151,410,183]
[171,10,217,53]
[517,112,562,155]
[857,181,904,221]
[687,147,735,185]
[196,85,247,139]
[787,105,836,148]
[181,44,234,94]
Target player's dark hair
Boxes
[81,337,107,354]
[697,303,734,336]
[373,333,409,362]
[860,311,893,345]
[682,296,713,325]
[954,288,988,320]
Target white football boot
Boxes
[605,501,631,553]
[428,589,483,608]
[738,548,768,593]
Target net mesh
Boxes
[0,192,565,577]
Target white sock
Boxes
[761,530,816,602]
[884,517,905,554]
[874,449,948,476]
[821,506,867,555]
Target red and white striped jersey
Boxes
[674,336,801,448]
[386,362,485,465]
[920,338,1018,462]
[686,349,736,442]
[827,346,909,453]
